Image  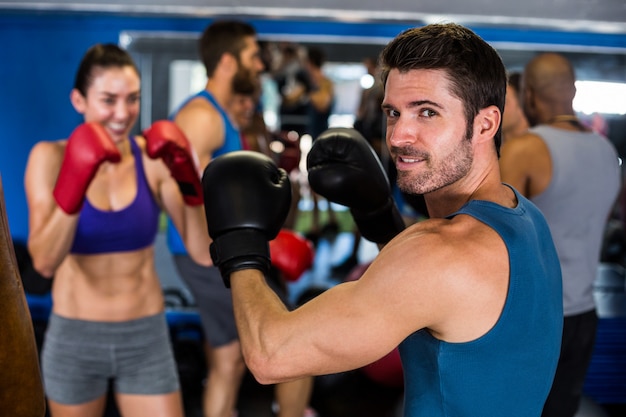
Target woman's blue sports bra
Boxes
[69,136,160,255]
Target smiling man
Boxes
[201,23,564,417]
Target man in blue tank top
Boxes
[500,53,621,417]
[200,23,564,417]
[166,20,314,417]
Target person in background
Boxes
[231,77,300,227]
[229,79,317,417]
[304,47,334,141]
[202,23,563,417]
[499,52,621,417]
[303,46,338,243]
[508,71,523,94]
[501,71,529,144]
[230,78,272,156]
[24,43,212,417]
[166,20,260,417]
[167,20,313,417]
[354,55,385,158]
[274,44,312,136]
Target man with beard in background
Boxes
[166,20,313,417]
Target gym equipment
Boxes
[144,120,203,206]
[0,175,46,416]
[307,127,405,244]
[202,151,291,287]
[53,122,121,214]
[270,229,314,282]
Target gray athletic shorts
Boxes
[173,255,290,348]
[42,312,180,404]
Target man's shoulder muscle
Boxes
[175,99,224,164]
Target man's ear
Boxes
[70,89,86,114]
[220,52,238,76]
[474,105,501,143]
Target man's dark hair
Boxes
[380,23,506,154]
[199,20,257,77]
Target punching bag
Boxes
[0,175,46,416]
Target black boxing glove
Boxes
[307,127,405,244]
[202,151,292,287]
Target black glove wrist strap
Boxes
[210,229,271,288]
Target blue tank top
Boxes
[400,187,563,417]
[70,136,160,255]
[166,90,242,255]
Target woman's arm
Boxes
[24,141,79,277]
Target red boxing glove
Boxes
[53,122,121,214]
[269,229,314,282]
[144,120,203,206]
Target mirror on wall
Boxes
[123,31,626,155]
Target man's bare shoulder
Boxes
[374,215,508,340]
[385,215,500,269]
[174,96,224,157]
[174,97,220,126]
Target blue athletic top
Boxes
[400,187,563,417]
[70,136,160,255]
[166,90,242,255]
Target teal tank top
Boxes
[166,90,242,255]
[400,187,563,417]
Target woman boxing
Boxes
[24,43,212,417]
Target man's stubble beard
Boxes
[395,134,474,196]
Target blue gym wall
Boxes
[1,10,625,243]
[0,11,211,243]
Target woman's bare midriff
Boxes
[51,246,165,321]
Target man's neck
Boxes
[206,79,232,109]
[545,114,589,132]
